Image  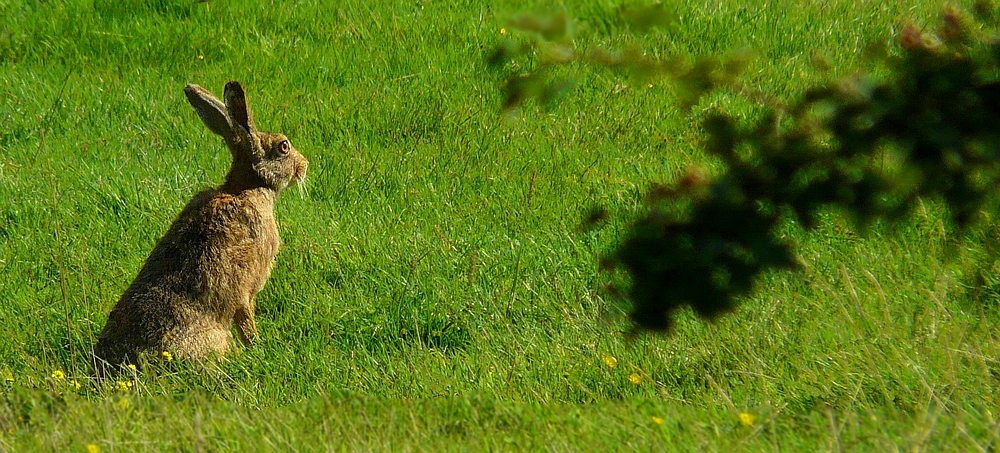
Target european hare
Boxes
[93,81,308,376]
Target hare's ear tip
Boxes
[225,80,244,91]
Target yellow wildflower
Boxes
[628,373,642,385]
[86,444,101,453]
[197,55,204,61]
[71,380,81,390]
[652,416,665,425]
[500,27,508,35]
[116,397,130,411]
[161,351,173,362]
[738,412,756,426]
[127,364,137,373]
[51,370,65,380]
[116,380,133,392]
[602,355,618,369]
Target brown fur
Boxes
[93,81,308,377]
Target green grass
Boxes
[2,0,1000,451]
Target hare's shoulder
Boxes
[198,189,278,244]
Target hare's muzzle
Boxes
[293,156,308,185]
[292,155,309,198]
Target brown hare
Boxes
[93,81,308,377]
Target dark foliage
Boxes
[487,5,1000,331]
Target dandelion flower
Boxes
[500,27,508,35]
[628,373,642,385]
[652,416,665,425]
[51,370,66,380]
[71,380,81,390]
[160,351,173,362]
[86,444,101,453]
[127,364,137,373]
[197,55,204,60]
[116,397,130,411]
[738,412,756,426]
[602,355,618,369]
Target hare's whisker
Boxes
[297,175,309,199]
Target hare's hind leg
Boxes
[170,321,233,360]
[92,344,139,379]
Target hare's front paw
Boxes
[235,307,258,347]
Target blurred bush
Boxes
[486,3,1000,331]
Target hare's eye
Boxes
[278,140,290,155]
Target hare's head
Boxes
[184,81,308,192]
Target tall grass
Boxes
[1,0,998,450]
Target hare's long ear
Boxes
[184,84,233,139]
[223,81,255,134]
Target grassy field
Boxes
[2,0,999,451]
